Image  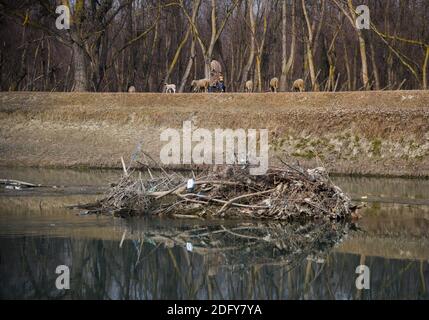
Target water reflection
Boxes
[122,218,352,271]
[1,234,428,300]
[333,176,429,205]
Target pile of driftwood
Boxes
[75,161,359,221]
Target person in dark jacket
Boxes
[218,75,226,92]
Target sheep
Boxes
[245,80,253,93]
[191,79,210,93]
[128,85,136,93]
[164,83,176,93]
[292,79,305,92]
[270,77,279,93]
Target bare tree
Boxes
[240,0,256,91]
[332,0,369,90]
[254,2,269,92]
[280,0,296,91]
[180,0,238,79]
[179,0,201,92]
[302,0,325,91]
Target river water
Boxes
[0,168,428,300]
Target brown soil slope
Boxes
[0,91,428,176]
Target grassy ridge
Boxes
[0,91,428,176]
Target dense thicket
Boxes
[0,0,428,92]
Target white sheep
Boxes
[164,83,176,93]
[128,86,136,93]
[245,80,253,93]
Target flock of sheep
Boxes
[128,60,306,93]
[245,78,305,93]
[128,78,305,93]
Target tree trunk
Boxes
[179,36,196,93]
[255,2,268,92]
[0,41,3,90]
[9,23,27,91]
[126,1,136,88]
[343,40,352,91]
[306,42,318,91]
[178,0,201,92]
[325,24,341,91]
[325,39,335,91]
[369,39,380,90]
[301,0,319,91]
[165,28,190,86]
[240,0,256,91]
[423,47,429,90]
[357,34,369,89]
[352,46,358,90]
[145,22,159,91]
[347,0,369,90]
[280,0,288,91]
[72,42,88,92]
[230,38,236,91]
[285,0,296,88]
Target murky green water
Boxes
[0,168,428,299]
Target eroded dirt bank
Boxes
[0,91,428,177]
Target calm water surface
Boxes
[0,168,428,299]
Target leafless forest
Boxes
[0,0,428,92]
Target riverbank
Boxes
[1,91,428,177]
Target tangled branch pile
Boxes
[76,163,358,221]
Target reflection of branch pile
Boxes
[79,163,358,220]
[124,219,353,269]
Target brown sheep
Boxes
[245,80,253,93]
[191,79,210,93]
[128,86,136,93]
[269,77,279,93]
[292,79,305,92]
